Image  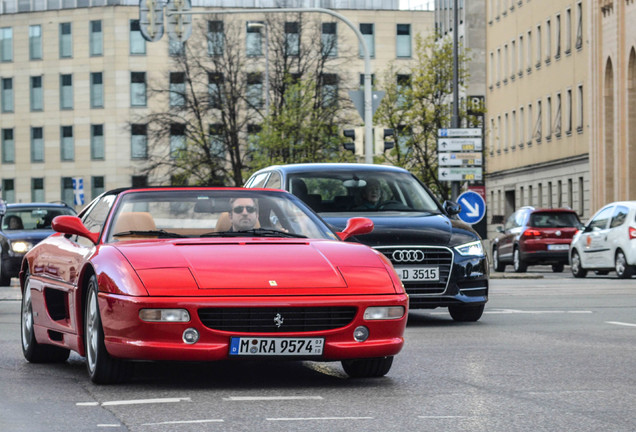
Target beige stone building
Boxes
[485,0,591,236]
[590,0,636,209]
[0,0,433,208]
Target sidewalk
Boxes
[0,279,20,300]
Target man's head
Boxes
[230,197,258,231]
[362,178,382,204]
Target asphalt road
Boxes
[0,270,635,432]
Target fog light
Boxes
[363,306,405,320]
[182,328,199,344]
[353,326,369,342]
[139,308,190,322]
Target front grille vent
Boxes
[198,307,357,333]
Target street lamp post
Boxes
[246,21,270,119]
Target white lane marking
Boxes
[97,425,122,428]
[141,419,224,426]
[77,397,191,407]
[606,321,636,327]
[267,416,373,421]
[224,396,323,401]
[485,309,593,314]
[418,416,468,419]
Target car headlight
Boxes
[10,241,33,254]
[363,306,405,320]
[454,240,484,257]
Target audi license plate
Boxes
[394,266,439,282]
[229,337,324,356]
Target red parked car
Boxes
[20,187,408,384]
[492,207,582,273]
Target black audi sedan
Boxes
[0,202,76,286]
[245,163,489,322]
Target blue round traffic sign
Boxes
[457,191,486,225]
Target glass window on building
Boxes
[320,73,338,108]
[246,22,263,56]
[61,177,74,207]
[130,20,146,55]
[321,22,337,57]
[60,74,73,109]
[30,76,43,111]
[2,78,13,112]
[169,72,186,107]
[359,23,375,58]
[92,176,105,199]
[130,72,147,106]
[358,73,375,90]
[91,124,104,160]
[246,124,261,154]
[170,123,186,158]
[246,72,263,109]
[90,20,103,56]
[396,24,411,58]
[208,72,223,109]
[31,127,44,162]
[131,175,147,187]
[397,74,411,106]
[396,125,412,154]
[60,125,74,161]
[285,22,299,56]
[2,129,14,163]
[31,178,44,202]
[59,22,72,58]
[2,179,15,203]
[208,20,224,56]
[209,124,224,157]
[29,25,42,60]
[131,124,147,159]
[169,36,185,57]
[1,27,12,62]
[90,72,104,108]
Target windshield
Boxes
[106,189,338,243]
[287,171,441,213]
[2,206,75,231]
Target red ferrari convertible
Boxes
[19,187,408,384]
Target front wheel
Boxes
[21,271,69,363]
[615,250,635,279]
[570,250,587,278]
[449,304,485,322]
[341,356,393,378]
[492,248,506,272]
[513,248,527,273]
[85,275,131,384]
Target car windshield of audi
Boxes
[245,163,489,322]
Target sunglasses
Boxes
[232,205,256,214]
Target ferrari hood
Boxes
[114,239,398,296]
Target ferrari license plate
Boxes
[229,337,324,356]
[394,266,440,282]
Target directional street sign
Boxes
[437,137,482,152]
[438,152,482,167]
[438,167,483,182]
[457,190,486,225]
[438,128,482,137]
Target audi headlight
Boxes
[11,241,33,254]
[454,240,484,257]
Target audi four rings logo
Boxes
[392,250,425,263]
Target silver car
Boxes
[569,201,636,279]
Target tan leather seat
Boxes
[113,212,156,236]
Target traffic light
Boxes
[383,128,394,151]
[343,129,356,153]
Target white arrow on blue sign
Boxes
[457,190,486,225]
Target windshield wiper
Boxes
[113,230,186,238]
[202,228,307,238]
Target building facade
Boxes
[485,0,591,238]
[0,0,433,207]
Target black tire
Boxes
[341,356,393,378]
[552,263,564,273]
[449,304,485,322]
[615,250,634,279]
[570,250,587,278]
[0,256,11,287]
[84,275,131,384]
[513,248,527,273]
[492,247,506,272]
[21,271,70,363]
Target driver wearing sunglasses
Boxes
[229,197,259,231]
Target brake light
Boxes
[630,226,636,240]
[523,229,542,238]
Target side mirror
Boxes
[337,217,374,241]
[51,215,100,244]
[443,200,461,216]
